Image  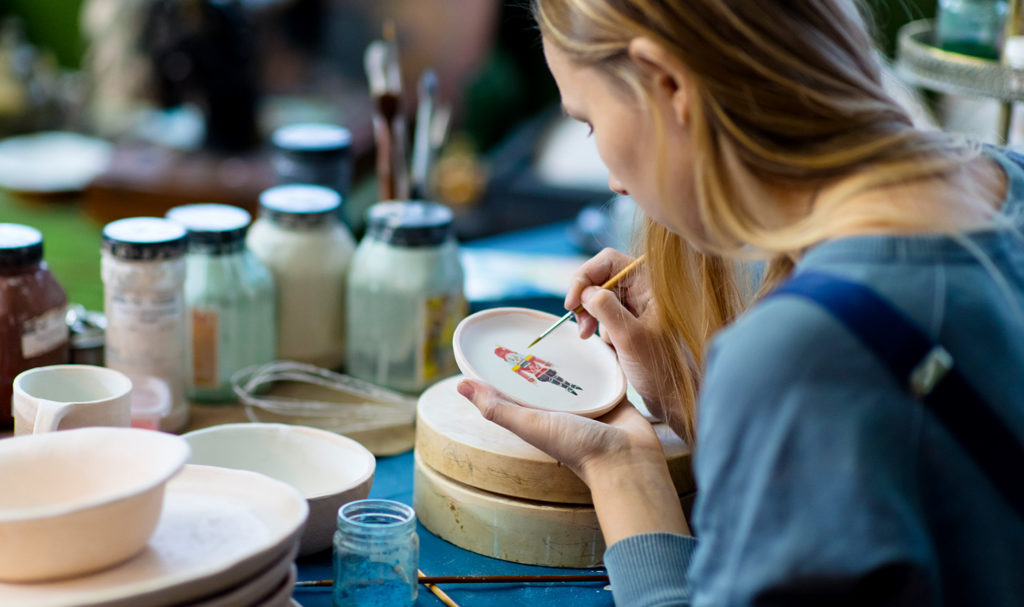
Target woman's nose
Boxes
[608,175,628,196]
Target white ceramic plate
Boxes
[253,564,297,607]
[188,542,298,607]
[0,132,113,193]
[0,465,307,607]
[453,307,626,417]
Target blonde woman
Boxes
[457,1,1024,605]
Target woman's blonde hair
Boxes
[535,0,976,443]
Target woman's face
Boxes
[542,38,696,235]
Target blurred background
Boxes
[0,0,961,314]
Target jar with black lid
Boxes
[246,184,355,370]
[272,123,352,199]
[0,224,69,430]
[166,203,276,403]
[101,217,189,432]
[346,201,465,393]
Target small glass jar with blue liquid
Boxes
[333,499,419,607]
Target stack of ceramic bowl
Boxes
[0,427,308,607]
[183,423,376,556]
[413,308,696,568]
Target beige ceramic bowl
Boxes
[0,427,190,582]
[183,423,375,555]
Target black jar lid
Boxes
[271,123,351,157]
[0,223,44,267]
[258,184,341,229]
[102,217,188,261]
[165,203,251,251]
[366,201,454,247]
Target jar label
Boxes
[21,307,68,358]
[105,292,185,373]
[191,309,219,388]
[420,294,466,383]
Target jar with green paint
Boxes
[166,204,276,402]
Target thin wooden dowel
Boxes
[420,574,610,584]
[294,573,610,588]
[419,568,460,607]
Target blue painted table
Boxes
[293,221,616,606]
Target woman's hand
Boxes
[457,379,690,544]
[565,249,694,432]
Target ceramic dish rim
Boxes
[182,422,376,500]
[452,306,626,418]
[0,464,308,607]
[0,428,189,522]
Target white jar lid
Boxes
[102,217,188,260]
[258,184,341,229]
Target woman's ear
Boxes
[628,37,690,126]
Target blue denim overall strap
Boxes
[770,271,1024,518]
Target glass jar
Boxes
[101,217,189,432]
[272,123,352,199]
[246,184,355,370]
[165,203,276,402]
[333,499,419,607]
[936,0,1009,60]
[346,201,466,393]
[0,224,68,430]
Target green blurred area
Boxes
[2,0,86,69]
[0,191,103,311]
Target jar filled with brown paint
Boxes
[0,224,69,430]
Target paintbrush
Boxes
[411,69,438,200]
[528,255,646,348]
[364,20,409,201]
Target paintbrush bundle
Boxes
[364,22,409,201]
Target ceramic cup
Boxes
[12,364,133,435]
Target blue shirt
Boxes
[604,149,1024,606]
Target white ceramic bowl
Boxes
[182,423,375,555]
[0,427,190,582]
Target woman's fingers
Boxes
[457,378,604,472]
[579,284,642,354]
[564,248,635,311]
[565,249,638,340]
[457,379,553,441]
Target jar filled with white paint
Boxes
[247,184,354,370]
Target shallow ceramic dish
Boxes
[0,464,308,607]
[0,427,189,582]
[453,307,626,418]
[183,423,375,555]
[188,542,297,607]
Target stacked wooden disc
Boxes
[413,375,695,568]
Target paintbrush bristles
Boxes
[528,255,646,349]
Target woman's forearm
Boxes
[586,457,691,546]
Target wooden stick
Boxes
[294,573,610,587]
[419,568,460,607]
